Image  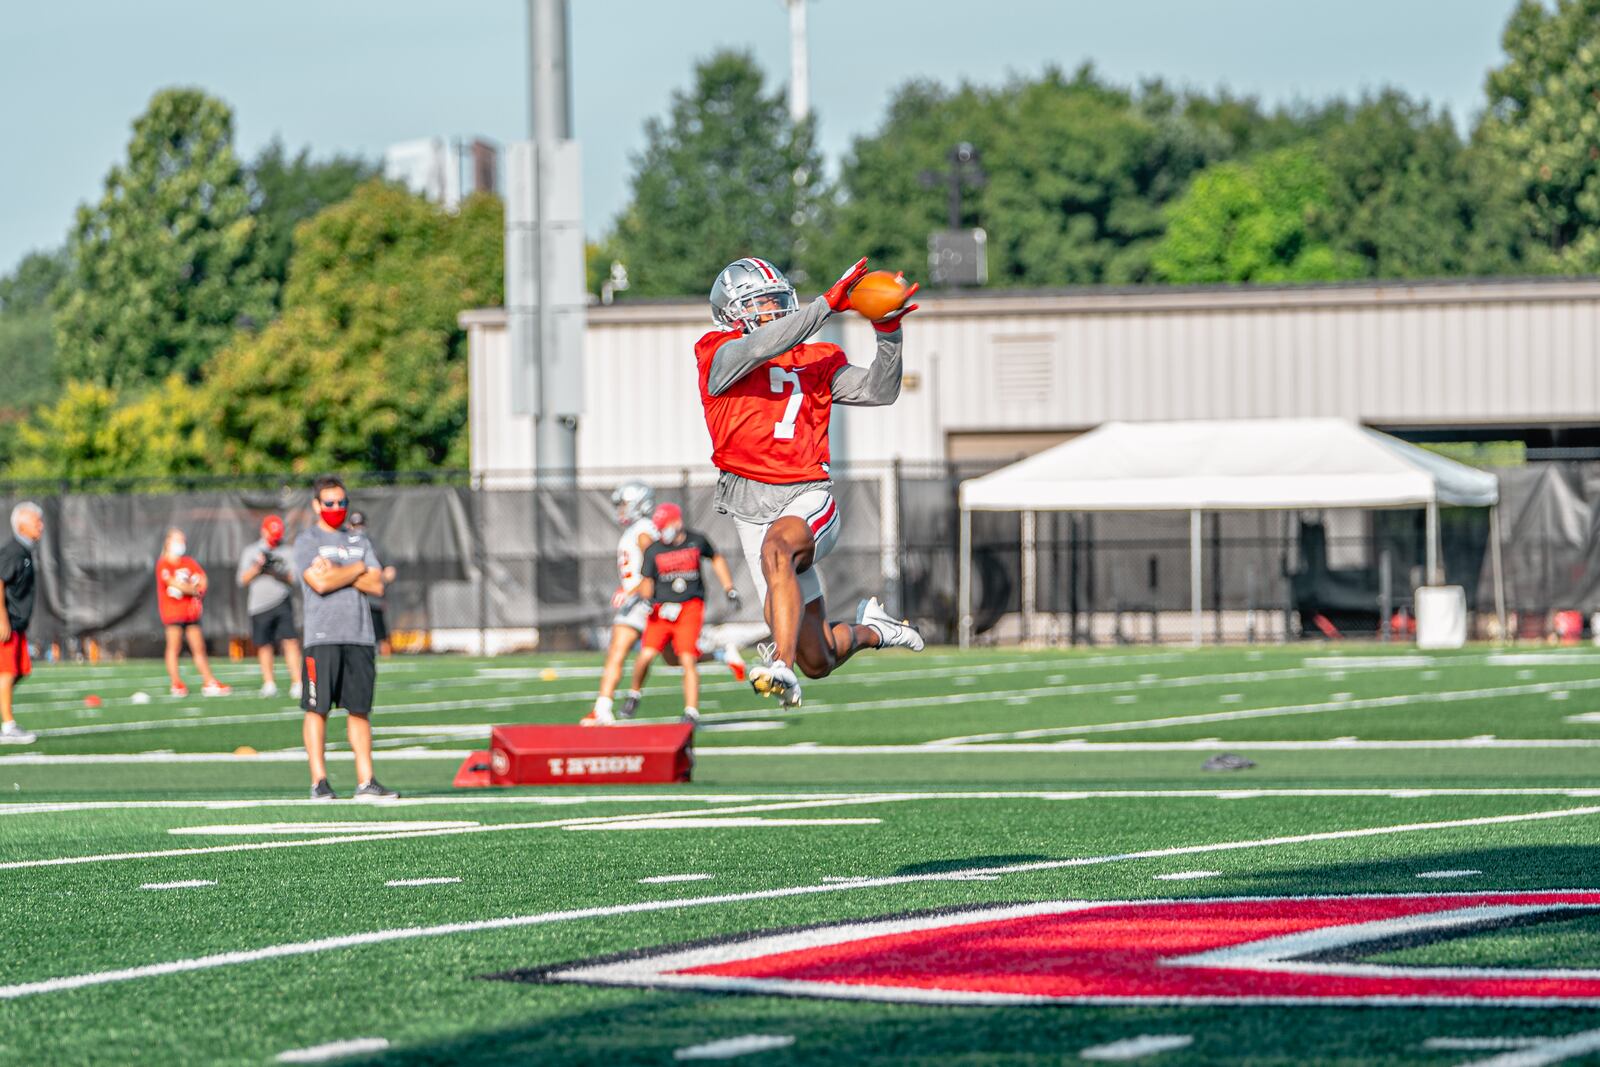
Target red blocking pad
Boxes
[479,724,694,786]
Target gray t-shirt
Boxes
[237,538,294,615]
[293,526,380,648]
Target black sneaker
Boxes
[310,778,338,801]
[354,778,401,800]
[619,694,640,720]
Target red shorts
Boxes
[0,630,30,679]
[641,599,704,655]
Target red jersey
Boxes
[156,556,206,625]
[696,330,848,484]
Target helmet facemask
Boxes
[710,258,799,334]
[723,287,798,333]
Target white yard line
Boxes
[1425,1039,1544,1051]
[8,736,1600,770]
[385,877,461,888]
[1417,870,1482,879]
[682,665,1395,727]
[276,1037,390,1063]
[700,740,1600,754]
[0,796,917,871]
[167,821,477,837]
[930,676,1600,744]
[640,874,716,884]
[8,787,1600,819]
[674,1034,796,1060]
[0,749,476,766]
[17,659,1274,736]
[565,817,881,831]
[139,880,215,891]
[3,805,1595,1001]
[16,654,1190,728]
[1452,1028,1600,1067]
[1080,1035,1194,1061]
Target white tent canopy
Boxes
[956,418,1505,645]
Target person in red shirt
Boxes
[156,527,229,698]
[697,257,926,708]
[628,502,740,724]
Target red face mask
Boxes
[261,516,285,548]
[317,501,348,529]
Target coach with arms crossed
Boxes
[295,476,397,801]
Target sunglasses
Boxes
[319,498,348,508]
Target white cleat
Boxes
[289,682,303,700]
[259,682,279,698]
[0,721,36,745]
[750,643,801,704]
[858,597,925,652]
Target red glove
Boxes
[824,258,869,312]
[872,276,920,332]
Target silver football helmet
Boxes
[710,257,798,333]
[611,481,656,526]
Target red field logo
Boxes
[526,892,1600,1005]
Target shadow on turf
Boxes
[1230,844,1600,896]
[891,854,1051,876]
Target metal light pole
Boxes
[507,0,586,617]
[784,0,810,122]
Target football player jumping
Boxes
[697,257,925,708]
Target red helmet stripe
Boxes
[750,258,777,282]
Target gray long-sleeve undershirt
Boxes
[706,295,904,406]
[829,328,903,406]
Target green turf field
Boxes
[4,644,1600,1065]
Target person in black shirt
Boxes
[0,502,44,745]
[631,503,738,724]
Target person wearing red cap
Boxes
[628,502,740,724]
[237,514,302,699]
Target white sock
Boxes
[626,689,641,700]
[683,706,698,718]
[594,696,613,715]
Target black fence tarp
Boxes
[5,461,1600,653]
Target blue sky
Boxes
[0,0,1517,276]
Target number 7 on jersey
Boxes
[769,367,803,440]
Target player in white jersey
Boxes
[584,482,660,724]
[583,486,750,725]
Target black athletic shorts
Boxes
[369,603,389,642]
[302,644,377,717]
[250,599,296,648]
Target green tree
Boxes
[0,249,69,416]
[204,181,503,473]
[1153,144,1363,283]
[812,67,1257,287]
[55,88,275,388]
[1322,91,1531,277]
[613,51,824,295]
[249,139,379,299]
[1481,0,1600,267]
[6,377,214,484]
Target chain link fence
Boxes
[3,461,1598,656]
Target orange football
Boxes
[849,270,911,321]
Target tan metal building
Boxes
[461,276,1600,483]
